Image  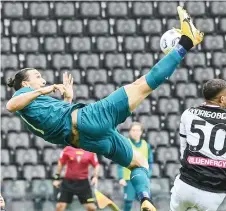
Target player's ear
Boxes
[21,81,30,88]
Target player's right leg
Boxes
[124,6,204,112]
[56,189,73,211]
[56,203,67,211]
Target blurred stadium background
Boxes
[1,1,226,210]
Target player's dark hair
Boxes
[7,68,33,91]
[129,122,144,132]
[203,79,226,100]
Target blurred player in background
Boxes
[6,7,204,211]
[170,79,226,211]
[53,146,99,211]
[118,122,153,211]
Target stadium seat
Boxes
[1,116,22,132]
[11,20,31,35]
[1,149,10,165]
[88,20,109,35]
[109,164,118,179]
[151,84,171,99]
[156,146,179,163]
[186,1,206,16]
[149,36,161,52]
[94,84,115,99]
[133,99,151,115]
[62,20,83,35]
[51,163,66,177]
[54,2,75,17]
[73,84,89,99]
[86,69,107,84]
[185,98,204,109]
[59,69,82,84]
[151,178,170,194]
[195,18,215,33]
[44,37,65,52]
[1,85,6,100]
[158,98,180,114]
[165,163,181,180]
[1,101,9,115]
[96,37,117,52]
[222,68,226,80]
[166,114,181,131]
[26,54,47,69]
[176,83,198,98]
[43,148,62,165]
[1,165,18,180]
[23,165,46,180]
[3,2,23,18]
[18,37,39,52]
[16,149,38,165]
[8,201,35,211]
[116,19,136,35]
[2,180,27,199]
[37,20,57,35]
[213,52,226,67]
[220,18,226,32]
[7,132,30,149]
[152,163,161,178]
[124,36,145,52]
[107,2,128,17]
[132,2,153,16]
[139,115,160,130]
[204,35,224,50]
[154,193,171,211]
[39,70,55,84]
[193,67,215,83]
[141,19,162,35]
[168,68,189,83]
[42,201,55,211]
[105,53,126,68]
[52,54,73,69]
[79,54,99,69]
[29,2,50,18]
[80,2,101,17]
[158,2,178,16]
[133,53,153,68]
[148,131,170,148]
[210,2,226,16]
[1,54,18,69]
[31,179,53,198]
[34,137,56,149]
[1,37,11,52]
[112,68,134,84]
[4,70,18,84]
[71,37,91,52]
[166,19,180,31]
[185,52,206,67]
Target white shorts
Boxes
[170,175,226,211]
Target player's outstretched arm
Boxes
[6,84,65,112]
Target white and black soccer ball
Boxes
[160,29,181,54]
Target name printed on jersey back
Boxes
[189,107,226,120]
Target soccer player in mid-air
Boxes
[170,79,226,211]
[6,7,204,211]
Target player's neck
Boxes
[204,101,220,108]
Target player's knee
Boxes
[129,150,149,170]
[56,203,66,211]
[85,203,97,211]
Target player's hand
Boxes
[0,194,5,209]
[119,179,127,187]
[52,180,61,188]
[91,176,98,187]
[63,72,74,101]
[38,84,66,95]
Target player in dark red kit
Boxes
[53,146,100,211]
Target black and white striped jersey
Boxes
[179,105,226,193]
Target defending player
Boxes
[6,7,204,211]
[118,122,153,211]
[53,146,99,211]
[170,79,226,211]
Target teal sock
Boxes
[145,45,185,90]
[130,167,151,201]
[124,200,133,211]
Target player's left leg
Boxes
[123,180,136,211]
[83,203,97,211]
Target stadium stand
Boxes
[1,1,226,210]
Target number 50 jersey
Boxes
[179,105,226,193]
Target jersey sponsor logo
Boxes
[187,156,226,168]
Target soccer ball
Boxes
[160,29,181,54]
